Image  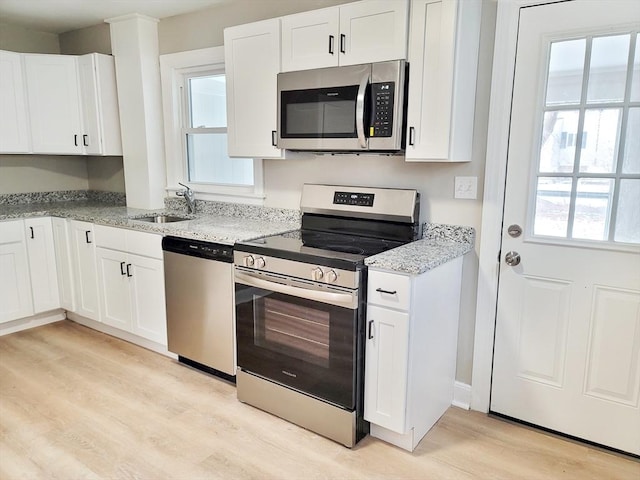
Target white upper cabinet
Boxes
[405,0,481,162]
[0,50,30,153]
[9,52,122,156]
[281,0,409,72]
[24,54,84,155]
[77,54,123,156]
[225,18,286,159]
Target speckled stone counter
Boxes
[365,222,475,275]
[0,194,300,245]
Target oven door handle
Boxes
[235,271,356,309]
[355,72,370,149]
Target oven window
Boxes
[257,296,330,368]
[281,86,358,138]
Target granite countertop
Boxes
[365,223,475,275]
[0,198,301,246]
[1,192,474,272]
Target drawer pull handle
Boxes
[376,288,397,295]
[368,320,374,339]
[85,230,92,244]
[120,261,126,276]
[126,263,132,277]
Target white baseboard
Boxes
[66,312,176,359]
[452,381,472,410]
[0,309,66,336]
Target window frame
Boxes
[160,47,264,204]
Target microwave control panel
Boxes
[370,82,395,137]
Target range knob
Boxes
[325,269,338,283]
[312,267,324,281]
[244,255,255,267]
[255,257,266,269]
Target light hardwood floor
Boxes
[0,321,637,479]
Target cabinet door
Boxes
[128,254,167,345]
[96,247,131,331]
[24,54,84,155]
[364,304,409,433]
[78,54,123,156]
[24,217,60,314]
[0,50,30,153]
[52,217,76,311]
[281,8,340,72]
[224,18,284,159]
[338,0,409,66]
[405,0,480,162]
[0,221,33,323]
[70,220,100,320]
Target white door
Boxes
[24,54,83,154]
[24,217,60,313]
[0,220,33,323]
[492,0,640,455]
[0,50,30,153]
[128,254,167,345]
[96,247,131,331]
[70,221,100,321]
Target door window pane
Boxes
[533,177,572,237]
[587,35,630,104]
[572,178,614,241]
[546,39,585,106]
[631,37,640,102]
[187,133,253,185]
[189,75,226,128]
[614,179,640,243]
[540,110,579,173]
[622,108,640,174]
[579,108,622,173]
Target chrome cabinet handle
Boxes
[505,251,521,266]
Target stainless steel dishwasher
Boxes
[162,236,236,381]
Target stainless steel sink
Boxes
[134,215,190,223]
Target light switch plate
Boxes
[454,176,478,199]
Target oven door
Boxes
[234,267,360,410]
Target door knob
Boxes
[505,251,521,266]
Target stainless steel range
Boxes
[233,184,420,447]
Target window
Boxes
[533,33,640,244]
[160,47,263,203]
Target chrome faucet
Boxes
[176,182,196,214]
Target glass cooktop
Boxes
[235,229,407,269]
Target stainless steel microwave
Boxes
[277,60,407,153]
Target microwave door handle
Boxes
[355,73,370,149]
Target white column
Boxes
[105,14,166,209]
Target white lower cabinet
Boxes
[70,220,101,321]
[24,217,60,314]
[364,257,463,451]
[95,225,167,346]
[51,217,76,311]
[0,220,33,323]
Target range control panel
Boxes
[333,191,375,207]
[370,82,395,137]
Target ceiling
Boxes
[0,0,231,34]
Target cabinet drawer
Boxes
[125,229,162,260]
[368,270,410,311]
[94,224,126,251]
[0,219,24,243]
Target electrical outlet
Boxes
[454,176,478,200]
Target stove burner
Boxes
[324,245,366,255]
